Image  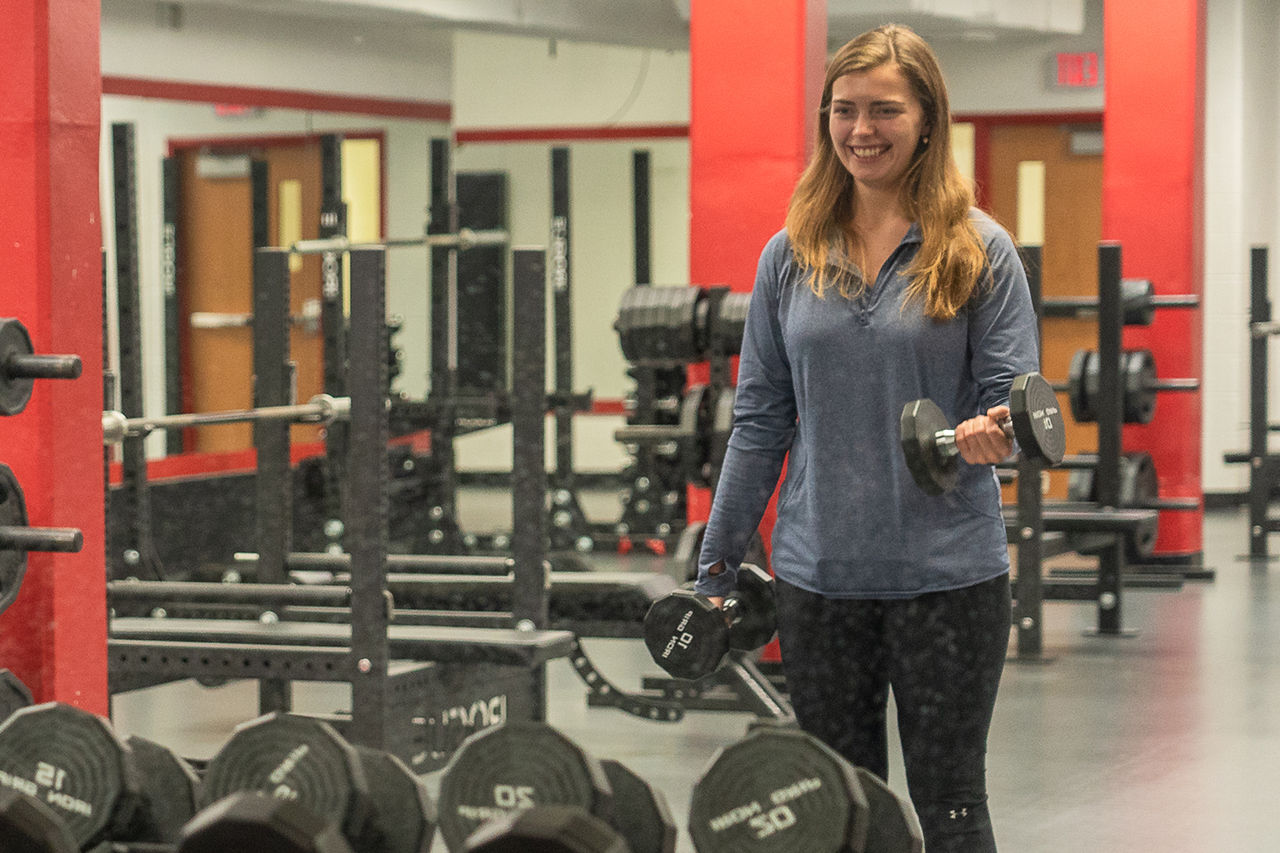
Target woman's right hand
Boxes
[707,596,725,609]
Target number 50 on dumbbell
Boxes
[644,564,776,681]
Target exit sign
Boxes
[1055,52,1101,88]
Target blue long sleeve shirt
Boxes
[695,209,1039,599]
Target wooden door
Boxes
[986,122,1103,497]
[177,141,326,453]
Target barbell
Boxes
[102,394,350,443]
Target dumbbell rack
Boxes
[1222,246,1280,558]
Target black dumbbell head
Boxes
[463,804,629,853]
[126,734,202,843]
[201,712,375,848]
[689,726,869,853]
[179,791,355,853]
[852,768,924,853]
[899,397,957,496]
[1009,372,1066,465]
[726,563,776,652]
[644,589,731,681]
[352,745,436,853]
[0,701,143,849]
[0,669,33,725]
[600,758,676,853]
[0,788,79,853]
[437,721,613,852]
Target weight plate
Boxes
[0,464,29,616]
[1120,278,1155,327]
[1122,349,1157,424]
[1065,452,1160,561]
[0,669,33,725]
[688,726,869,853]
[463,804,628,853]
[852,768,924,853]
[600,759,677,853]
[727,564,777,652]
[644,589,730,680]
[179,790,355,853]
[712,292,750,356]
[437,721,613,852]
[126,734,201,842]
[0,788,79,853]
[710,385,735,479]
[353,745,436,853]
[0,318,35,416]
[201,713,374,847]
[0,702,142,848]
[899,398,956,496]
[1009,373,1066,465]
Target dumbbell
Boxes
[0,463,84,615]
[900,372,1065,496]
[437,720,676,853]
[643,563,777,681]
[199,712,437,853]
[0,789,78,853]
[463,805,628,853]
[0,317,82,417]
[0,702,201,849]
[688,724,924,853]
[0,669,33,725]
[179,791,356,853]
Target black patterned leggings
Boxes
[773,572,1010,852]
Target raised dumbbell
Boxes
[900,372,1066,496]
[688,724,924,853]
[0,463,83,615]
[437,720,676,853]
[0,702,201,849]
[199,712,437,853]
[0,317,82,417]
[643,563,776,681]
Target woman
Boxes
[695,24,1038,852]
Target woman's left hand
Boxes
[954,404,1014,465]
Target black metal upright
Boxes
[511,247,549,718]
[253,247,295,713]
[1249,246,1271,559]
[428,138,460,539]
[1094,243,1125,634]
[347,247,391,747]
[1014,245,1046,660]
[319,134,349,550]
[160,155,184,456]
[111,122,162,581]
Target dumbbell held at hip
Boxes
[900,372,1065,496]
[644,563,777,681]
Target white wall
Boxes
[1201,0,1280,492]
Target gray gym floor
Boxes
[110,499,1280,852]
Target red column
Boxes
[688,0,826,524]
[0,0,107,710]
[1103,0,1205,558]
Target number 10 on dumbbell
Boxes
[644,564,777,681]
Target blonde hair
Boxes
[784,24,988,320]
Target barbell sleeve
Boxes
[0,526,84,553]
[4,353,82,381]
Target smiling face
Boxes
[827,62,930,199]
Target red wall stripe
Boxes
[1103,0,1205,557]
[103,75,452,121]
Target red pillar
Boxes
[0,0,107,711]
[1103,0,1205,558]
[688,0,827,524]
